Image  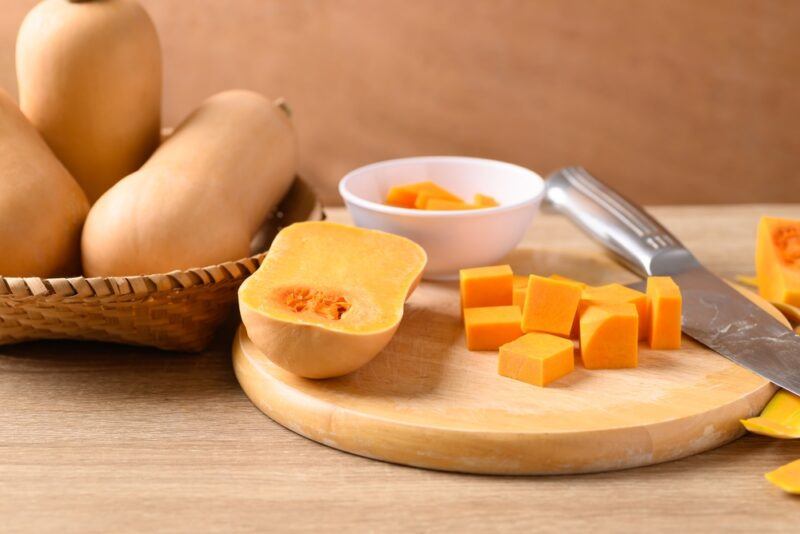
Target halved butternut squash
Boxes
[756,216,800,306]
[239,222,427,378]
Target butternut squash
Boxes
[646,276,682,350]
[765,459,800,494]
[521,275,583,336]
[239,222,427,378]
[459,265,513,308]
[756,216,800,306]
[579,303,639,369]
[0,89,89,277]
[498,333,574,387]
[81,90,296,276]
[16,0,161,203]
[463,306,523,351]
[740,389,800,439]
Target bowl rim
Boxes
[338,155,545,218]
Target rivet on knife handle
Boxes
[544,167,701,278]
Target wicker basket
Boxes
[0,177,324,352]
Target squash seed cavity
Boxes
[774,227,800,267]
[284,288,351,320]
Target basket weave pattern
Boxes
[0,177,322,352]
[0,256,264,351]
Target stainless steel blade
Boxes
[629,267,800,396]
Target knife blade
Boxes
[546,166,800,395]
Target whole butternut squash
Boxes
[16,0,161,203]
[0,90,89,277]
[81,90,297,277]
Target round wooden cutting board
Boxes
[232,250,787,475]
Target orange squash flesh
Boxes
[460,265,513,308]
[239,221,427,378]
[498,333,574,387]
[756,216,800,306]
[521,275,583,336]
[464,306,523,351]
[424,198,478,211]
[385,181,463,209]
[765,459,800,494]
[646,276,682,350]
[580,284,648,340]
[512,275,528,308]
[579,303,638,369]
[473,194,499,208]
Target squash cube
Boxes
[413,184,463,209]
[498,333,575,387]
[464,306,523,351]
[521,275,583,336]
[512,275,528,308]
[473,193,499,207]
[424,198,477,211]
[646,276,682,350]
[580,283,648,340]
[460,265,514,308]
[579,303,638,369]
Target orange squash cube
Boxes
[498,333,575,387]
[512,275,528,308]
[646,276,682,349]
[521,275,583,336]
[473,193,499,208]
[579,303,638,369]
[580,283,648,340]
[385,186,418,208]
[460,264,513,308]
[424,198,477,211]
[464,305,523,351]
[413,184,463,209]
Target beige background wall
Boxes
[1,0,798,205]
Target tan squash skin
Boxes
[0,90,89,277]
[16,0,162,203]
[81,90,297,277]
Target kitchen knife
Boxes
[544,166,800,395]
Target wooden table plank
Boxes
[2,205,799,533]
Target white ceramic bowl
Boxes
[339,156,545,280]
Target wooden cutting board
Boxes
[233,248,789,475]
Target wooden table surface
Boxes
[2,205,799,533]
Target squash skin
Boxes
[0,89,89,277]
[16,0,162,203]
[81,90,297,276]
[239,222,427,379]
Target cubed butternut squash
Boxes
[580,283,648,340]
[498,333,574,387]
[646,276,682,350]
[424,198,477,211]
[579,303,638,369]
[463,306,523,351]
[460,265,513,308]
[473,194,499,208]
[521,275,583,336]
[512,275,528,308]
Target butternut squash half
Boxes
[0,89,89,277]
[81,90,296,276]
[17,0,162,202]
[239,222,427,378]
